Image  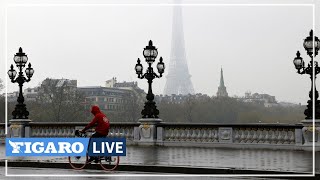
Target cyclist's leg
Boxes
[98,134,111,162]
[88,132,107,162]
[94,133,107,161]
[88,132,99,162]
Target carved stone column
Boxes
[9,119,32,138]
[301,120,320,146]
[137,118,162,145]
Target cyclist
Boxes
[80,105,110,163]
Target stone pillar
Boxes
[301,120,320,146]
[137,118,162,145]
[8,119,32,138]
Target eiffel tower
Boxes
[163,0,195,95]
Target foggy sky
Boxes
[1,0,319,104]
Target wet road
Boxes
[1,145,318,173]
[0,167,289,180]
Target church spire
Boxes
[220,68,225,87]
[217,67,228,97]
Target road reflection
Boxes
[1,145,318,173]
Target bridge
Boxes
[1,120,319,177]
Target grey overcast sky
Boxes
[0,0,319,104]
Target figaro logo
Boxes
[8,140,84,154]
[6,138,88,156]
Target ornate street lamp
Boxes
[293,30,320,119]
[135,40,165,118]
[7,47,34,119]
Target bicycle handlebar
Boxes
[75,130,87,137]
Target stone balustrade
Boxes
[27,122,137,141]
[155,123,307,150]
[1,121,318,150]
[29,123,76,137]
[1,122,138,144]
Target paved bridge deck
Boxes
[1,145,318,174]
[1,167,277,180]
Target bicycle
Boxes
[68,130,120,171]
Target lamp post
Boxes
[293,30,320,119]
[7,47,34,119]
[135,40,165,118]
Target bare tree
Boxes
[183,94,195,122]
[36,78,84,122]
[126,92,143,121]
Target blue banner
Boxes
[6,138,126,157]
[6,138,89,156]
[88,138,126,156]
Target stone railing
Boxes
[1,122,138,144]
[28,122,138,142]
[2,120,319,150]
[156,123,307,150]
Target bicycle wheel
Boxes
[68,155,88,170]
[99,156,120,171]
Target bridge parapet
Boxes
[155,123,307,150]
[26,122,138,140]
[29,123,76,137]
[0,122,138,143]
[0,121,318,150]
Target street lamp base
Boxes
[12,103,29,119]
[304,99,320,119]
[141,101,159,118]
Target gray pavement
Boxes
[0,167,289,180]
[1,144,319,180]
[2,145,317,173]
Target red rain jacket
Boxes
[83,106,110,136]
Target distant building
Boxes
[5,77,146,115]
[278,101,301,107]
[6,78,77,103]
[40,78,77,90]
[106,77,139,89]
[6,91,19,102]
[216,68,228,97]
[155,94,187,104]
[24,87,39,101]
[105,77,145,102]
[78,86,131,112]
[240,92,278,107]
[155,93,210,104]
[105,77,117,88]
[79,78,145,112]
[37,78,78,103]
[5,87,38,102]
